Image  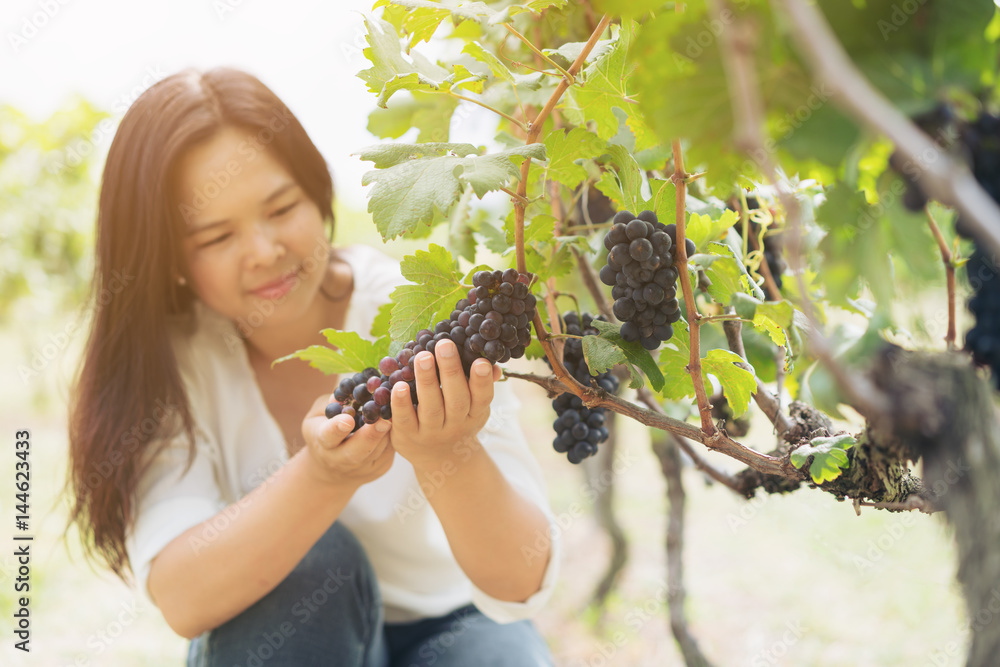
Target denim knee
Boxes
[187,520,385,667]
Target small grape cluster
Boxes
[325,269,538,430]
[599,210,688,350]
[958,112,1000,388]
[548,312,618,464]
[327,367,397,430]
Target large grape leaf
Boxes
[273,330,389,375]
[388,244,467,344]
[588,319,665,391]
[358,143,546,240]
[563,22,637,140]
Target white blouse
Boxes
[124,244,560,625]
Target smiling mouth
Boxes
[249,267,301,298]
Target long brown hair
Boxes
[65,67,335,583]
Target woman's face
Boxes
[174,125,330,328]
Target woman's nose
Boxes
[245,221,284,267]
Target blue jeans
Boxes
[186,521,554,666]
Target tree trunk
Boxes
[870,346,1000,666]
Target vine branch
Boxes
[503,369,801,480]
[672,140,716,435]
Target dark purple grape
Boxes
[374,386,391,406]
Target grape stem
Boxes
[925,206,957,351]
[672,139,717,436]
[499,186,530,206]
[444,92,527,132]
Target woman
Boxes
[66,66,559,666]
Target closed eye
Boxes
[200,233,231,248]
[272,201,299,217]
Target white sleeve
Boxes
[125,418,227,609]
[469,381,561,624]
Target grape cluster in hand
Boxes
[547,312,619,464]
[599,210,686,350]
[325,269,538,429]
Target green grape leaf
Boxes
[358,14,451,106]
[543,35,616,67]
[594,144,646,215]
[462,41,515,83]
[687,210,739,252]
[582,334,627,375]
[790,434,857,484]
[356,142,478,169]
[701,349,756,418]
[370,301,393,339]
[367,92,458,143]
[657,324,697,401]
[359,143,546,240]
[589,319,665,391]
[274,330,389,375]
[563,21,636,140]
[388,244,466,344]
[544,128,607,189]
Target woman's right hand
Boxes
[301,394,395,491]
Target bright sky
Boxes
[0,0,411,210]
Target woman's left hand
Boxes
[388,338,501,471]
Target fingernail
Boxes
[376,420,391,432]
[394,382,409,394]
[438,340,456,358]
[418,353,434,370]
[474,360,491,376]
[336,417,353,432]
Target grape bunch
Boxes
[548,312,619,464]
[958,112,1000,388]
[325,269,538,430]
[599,209,688,350]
